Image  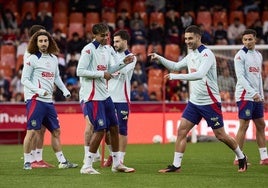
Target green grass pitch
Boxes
[0,141,267,188]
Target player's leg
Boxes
[23,129,37,170]
[31,125,55,168]
[254,118,268,164]
[103,131,113,167]
[158,117,194,173]
[80,101,105,174]
[46,103,78,169]
[105,97,135,173]
[159,102,200,173]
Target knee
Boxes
[52,129,60,138]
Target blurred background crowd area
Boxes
[1,0,268,103]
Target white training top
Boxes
[156,44,221,105]
[21,52,69,103]
[77,40,127,102]
[108,50,137,103]
[234,47,264,101]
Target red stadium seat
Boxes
[85,12,100,32]
[245,11,260,27]
[164,44,180,62]
[21,1,37,19]
[213,11,228,28]
[196,11,212,32]
[229,11,244,24]
[131,44,147,62]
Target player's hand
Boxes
[164,74,171,80]
[253,93,262,102]
[123,55,135,64]
[43,91,49,96]
[148,53,158,61]
[104,72,113,81]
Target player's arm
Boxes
[167,52,213,81]
[234,52,257,98]
[76,48,104,78]
[148,53,187,71]
[54,59,71,98]
[118,55,137,75]
[108,52,135,73]
[21,55,47,96]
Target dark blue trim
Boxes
[124,49,131,55]
[242,47,248,53]
[92,40,100,49]
[35,52,42,59]
[197,45,206,53]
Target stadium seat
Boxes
[245,11,260,27]
[139,11,148,26]
[21,1,37,19]
[133,1,146,13]
[230,0,243,10]
[3,0,18,13]
[148,69,163,100]
[164,44,180,62]
[262,11,268,22]
[16,54,24,72]
[229,11,244,24]
[102,10,116,29]
[0,45,16,70]
[38,1,52,15]
[149,12,165,27]
[54,0,68,15]
[213,11,228,28]
[117,0,132,14]
[68,23,84,38]
[69,12,84,24]
[0,65,14,78]
[53,12,68,35]
[196,11,212,32]
[131,44,147,62]
[85,12,100,32]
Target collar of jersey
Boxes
[92,40,101,49]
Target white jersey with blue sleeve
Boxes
[21,52,69,103]
[234,47,264,101]
[108,50,137,103]
[157,45,221,105]
[77,40,127,102]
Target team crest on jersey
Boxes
[203,53,208,57]
[31,120,37,127]
[98,119,104,126]
[26,61,30,66]
[86,49,91,54]
[210,117,219,122]
[245,109,251,117]
[120,110,128,115]
[236,56,241,60]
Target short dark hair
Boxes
[92,23,109,35]
[242,29,257,37]
[113,30,130,43]
[185,25,202,36]
[29,25,46,37]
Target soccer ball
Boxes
[168,135,177,143]
[152,135,163,144]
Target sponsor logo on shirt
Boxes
[190,68,197,73]
[249,66,259,73]
[97,65,107,71]
[42,72,54,78]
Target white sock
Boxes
[55,151,67,163]
[112,152,120,167]
[259,147,268,160]
[120,152,126,163]
[84,152,95,168]
[31,150,36,162]
[24,153,32,164]
[173,152,183,167]
[234,147,244,159]
[96,148,100,158]
[35,148,43,162]
[84,146,89,159]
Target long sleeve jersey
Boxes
[77,40,127,102]
[234,47,264,101]
[21,52,69,103]
[108,50,137,103]
[156,45,221,105]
